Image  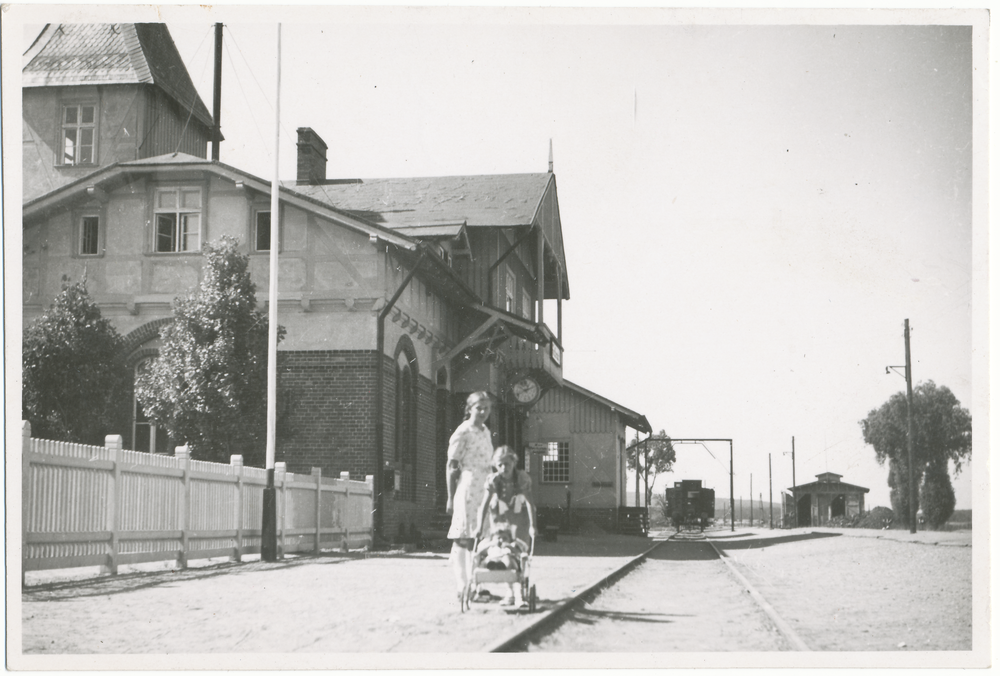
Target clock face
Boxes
[513,377,540,404]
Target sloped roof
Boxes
[792,477,870,494]
[281,174,553,229]
[22,153,414,251]
[562,379,652,434]
[23,23,213,128]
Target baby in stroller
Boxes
[473,446,535,607]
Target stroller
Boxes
[463,500,537,613]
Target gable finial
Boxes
[548,139,553,173]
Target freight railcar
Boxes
[664,480,715,532]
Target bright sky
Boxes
[17,8,985,510]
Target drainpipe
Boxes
[374,249,426,543]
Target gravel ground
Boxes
[20,534,655,655]
[712,529,973,651]
[16,528,977,661]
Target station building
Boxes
[21,22,650,541]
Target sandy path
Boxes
[22,535,654,654]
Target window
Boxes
[79,215,100,255]
[521,289,532,321]
[542,441,570,483]
[62,104,97,165]
[154,187,202,252]
[133,359,171,454]
[254,210,272,251]
[394,344,418,500]
[505,268,516,313]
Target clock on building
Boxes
[511,376,541,405]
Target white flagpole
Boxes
[262,23,281,561]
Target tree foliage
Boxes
[135,237,284,464]
[920,457,957,529]
[860,380,971,529]
[22,279,130,445]
[627,430,676,507]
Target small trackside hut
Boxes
[790,472,869,527]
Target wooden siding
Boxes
[532,386,617,434]
[139,85,210,159]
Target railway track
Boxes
[487,534,810,652]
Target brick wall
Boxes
[276,350,379,479]
[277,349,445,541]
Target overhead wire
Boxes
[222,28,269,161]
[225,25,300,165]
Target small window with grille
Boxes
[542,441,570,483]
[79,214,101,256]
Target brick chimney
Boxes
[296,127,328,184]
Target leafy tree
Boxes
[860,380,971,529]
[920,457,956,529]
[22,279,130,445]
[135,237,284,464]
[627,430,676,507]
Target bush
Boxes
[22,279,129,444]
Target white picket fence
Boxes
[21,421,374,580]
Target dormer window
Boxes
[61,104,96,165]
[154,187,202,252]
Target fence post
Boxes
[105,434,124,575]
[312,467,322,553]
[275,462,287,558]
[22,422,32,587]
[231,455,244,563]
[175,445,191,569]
[340,471,350,552]
[366,475,374,548]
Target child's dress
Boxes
[475,468,533,569]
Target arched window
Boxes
[133,358,171,454]
[394,338,418,500]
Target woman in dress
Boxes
[446,391,494,609]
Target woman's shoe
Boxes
[499,595,515,606]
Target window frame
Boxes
[151,185,205,254]
[521,288,533,321]
[393,345,418,501]
[251,206,282,253]
[505,267,516,313]
[59,101,98,166]
[541,440,571,484]
[74,209,105,258]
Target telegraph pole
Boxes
[211,23,223,160]
[904,319,917,534]
[769,453,773,529]
[634,431,640,508]
[791,437,796,526]
[261,24,282,562]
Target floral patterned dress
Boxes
[446,419,493,540]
